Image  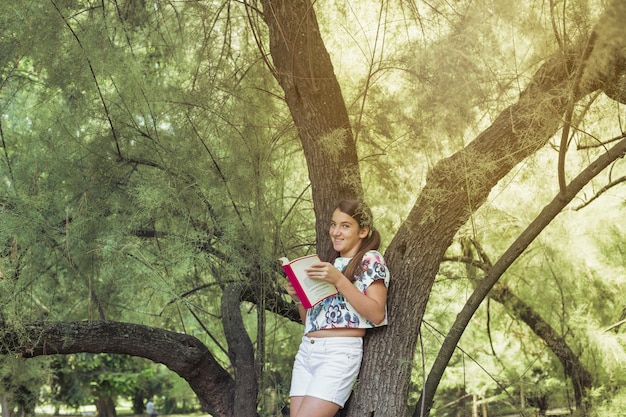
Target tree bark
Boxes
[221,284,259,417]
[0,321,236,417]
[258,0,363,252]
[94,395,117,417]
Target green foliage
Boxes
[49,354,143,408]
[0,356,48,415]
[1,0,625,415]
[587,386,626,417]
[1,1,309,414]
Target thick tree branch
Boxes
[415,134,626,416]
[0,320,236,417]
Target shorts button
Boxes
[310,339,315,344]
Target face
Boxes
[329,208,369,258]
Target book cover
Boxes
[279,254,338,309]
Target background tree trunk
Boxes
[221,284,259,417]
[1,393,9,417]
[94,396,117,417]
[491,283,594,407]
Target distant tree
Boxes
[48,354,154,417]
[0,357,46,417]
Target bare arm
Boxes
[305,262,387,324]
[284,280,307,323]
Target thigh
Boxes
[290,396,303,417]
[293,395,340,417]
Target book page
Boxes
[290,257,336,302]
[280,255,337,307]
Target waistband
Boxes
[301,335,363,347]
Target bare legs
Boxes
[290,396,341,417]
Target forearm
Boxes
[334,277,386,324]
[295,302,307,324]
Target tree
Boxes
[47,354,164,417]
[2,0,626,416]
[0,357,46,417]
[254,1,626,415]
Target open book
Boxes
[279,254,338,309]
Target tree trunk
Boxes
[258,0,363,251]
[1,393,10,417]
[94,395,117,417]
[221,284,259,417]
[472,394,478,417]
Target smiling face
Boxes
[329,208,369,258]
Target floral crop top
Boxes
[304,250,390,334]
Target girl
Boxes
[285,199,390,417]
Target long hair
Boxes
[324,199,381,282]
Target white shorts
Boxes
[289,336,363,407]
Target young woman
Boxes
[285,199,390,417]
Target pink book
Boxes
[279,254,338,308]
